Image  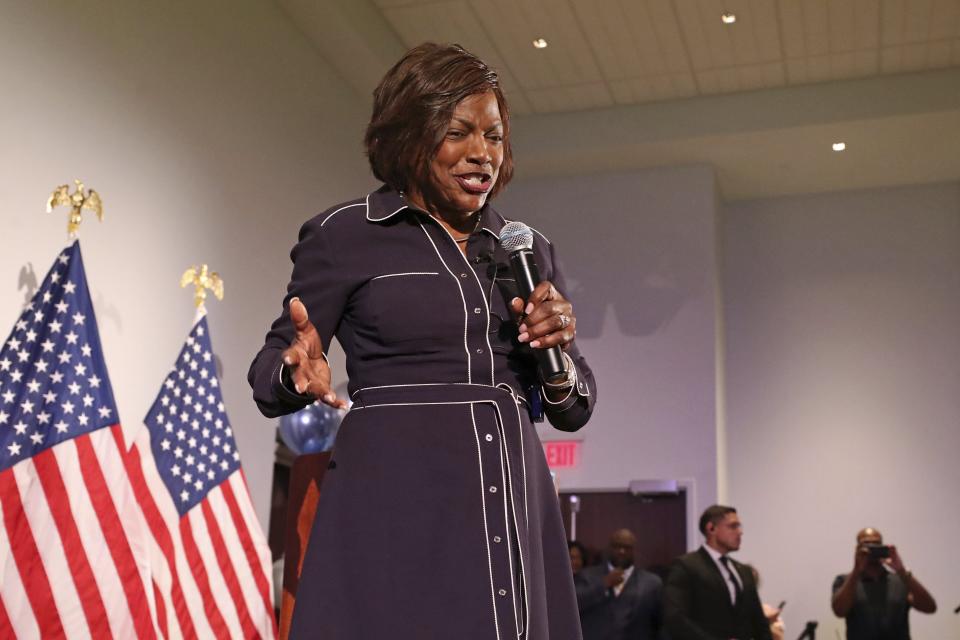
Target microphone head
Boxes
[500,221,534,252]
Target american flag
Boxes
[128,314,276,638]
[0,242,275,638]
[0,242,157,637]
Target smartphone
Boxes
[866,544,890,558]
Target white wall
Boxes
[0,0,373,528]
[499,169,960,637]
[722,182,960,639]
[497,166,721,533]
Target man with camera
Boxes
[831,528,936,639]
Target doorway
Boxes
[558,490,687,580]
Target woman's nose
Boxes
[466,134,491,164]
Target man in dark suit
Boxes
[664,505,773,640]
[575,528,664,640]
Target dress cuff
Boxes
[542,356,590,413]
[273,361,315,406]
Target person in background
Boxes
[831,527,936,640]
[569,540,589,575]
[575,528,664,640]
[747,565,784,640]
[663,505,772,640]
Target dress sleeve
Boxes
[541,239,597,432]
[248,215,352,418]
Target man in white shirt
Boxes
[663,505,773,640]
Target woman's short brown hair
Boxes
[364,42,514,200]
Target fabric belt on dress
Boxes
[351,382,528,408]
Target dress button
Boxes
[460,273,468,278]
[474,307,482,314]
[476,348,484,354]
[485,434,493,442]
[498,589,507,597]
[493,535,501,543]
[489,486,497,493]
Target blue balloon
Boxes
[279,402,345,455]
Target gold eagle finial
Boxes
[181,264,225,310]
[46,179,103,238]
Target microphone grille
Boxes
[499,221,534,252]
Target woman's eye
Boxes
[447,130,465,139]
[487,134,504,143]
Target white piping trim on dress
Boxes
[349,398,530,637]
[438,225,496,386]
[500,216,552,247]
[471,403,503,640]
[493,402,522,636]
[350,400,482,411]
[489,396,530,638]
[320,202,364,227]
[364,191,407,221]
[350,381,514,397]
[486,268,498,319]
[529,226,551,247]
[497,383,530,533]
[350,381,532,409]
[369,271,439,280]
[508,388,531,536]
[419,222,473,383]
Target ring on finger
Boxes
[558,314,570,329]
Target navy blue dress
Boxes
[249,185,597,639]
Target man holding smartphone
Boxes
[831,528,937,639]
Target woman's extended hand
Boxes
[510,281,576,351]
[282,297,348,409]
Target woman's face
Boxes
[422,91,504,219]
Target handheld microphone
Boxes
[499,222,567,383]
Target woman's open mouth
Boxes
[455,173,493,195]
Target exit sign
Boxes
[543,440,581,469]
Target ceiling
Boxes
[278,0,960,199]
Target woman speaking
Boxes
[249,42,596,640]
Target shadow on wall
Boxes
[564,244,694,339]
[94,291,124,334]
[499,173,711,339]
[18,263,38,305]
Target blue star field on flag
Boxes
[0,242,118,473]
[144,316,241,516]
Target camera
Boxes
[865,543,890,559]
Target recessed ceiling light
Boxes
[832,142,846,152]
[532,38,548,49]
[721,11,736,24]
